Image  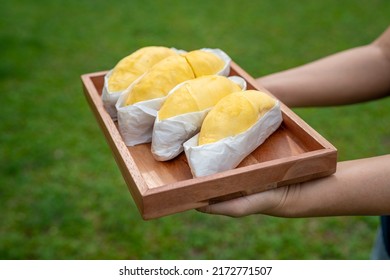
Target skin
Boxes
[198,26,390,218]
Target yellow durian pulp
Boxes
[158,75,242,120]
[183,50,225,77]
[198,90,276,145]
[108,46,176,92]
[125,54,195,105]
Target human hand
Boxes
[197,183,303,218]
[197,155,390,218]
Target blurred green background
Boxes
[1,0,389,259]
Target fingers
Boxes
[197,187,285,217]
[197,196,253,217]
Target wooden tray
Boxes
[81,62,337,220]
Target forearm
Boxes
[199,155,390,218]
[270,154,390,217]
[257,28,390,107]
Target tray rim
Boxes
[81,61,337,219]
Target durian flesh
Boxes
[125,50,226,106]
[158,75,242,120]
[198,90,276,145]
[108,46,176,92]
[183,50,225,77]
[125,54,195,105]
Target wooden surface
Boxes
[81,62,337,220]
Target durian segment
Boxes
[183,50,225,77]
[108,46,176,92]
[158,75,242,120]
[125,54,195,105]
[198,90,276,145]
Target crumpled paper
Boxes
[101,70,121,120]
[116,48,232,147]
[116,75,163,146]
[151,76,247,161]
[183,101,283,177]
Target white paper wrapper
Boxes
[116,76,163,146]
[183,101,283,177]
[101,48,186,120]
[101,70,121,120]
[151,76,247,161]
[116,48,233,147]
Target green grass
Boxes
[0,0,389,260]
